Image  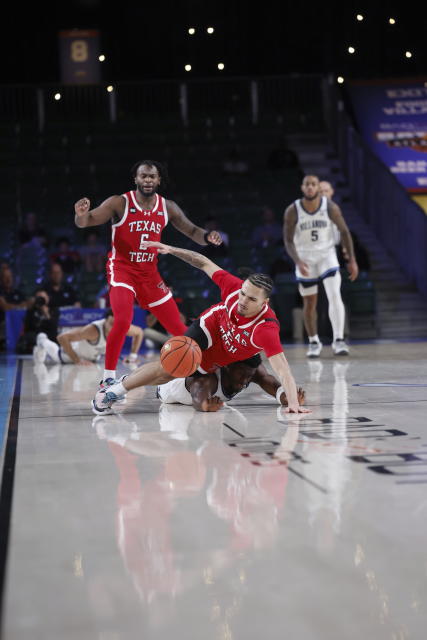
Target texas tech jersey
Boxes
[293,196,335,255]
[108,191,168,272]
[198,270,283,374]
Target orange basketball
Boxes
[160,336,202,377]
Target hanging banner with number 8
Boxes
[59,29,101,84]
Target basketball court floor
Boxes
[1,341,426,639]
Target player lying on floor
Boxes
[33,310,143,367]
[157,354,305,412]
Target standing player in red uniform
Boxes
[74,160,222,386]
[92,241,311,415]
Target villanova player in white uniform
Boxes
[33,310,143,366]
[157,355,305,411]
[284,175,359,357]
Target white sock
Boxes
[309,334,320,343]
[38,334,60,363]
[103,369,116,381]
[108,382,126,396]
[323,272,345,341]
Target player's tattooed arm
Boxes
[140,241,221,279]
[74,195,124,228]
[167,200,222,246]
[284,204,309,276]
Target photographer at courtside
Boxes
[17,289,59,354]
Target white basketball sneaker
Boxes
[92,388,121,415]
[98,375,128,405]
[32,345,47,364]
[332,339,349,356]
[98,377,117,391]
[306,340,323,358]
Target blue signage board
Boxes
[6,308,146,353]
[348,79,427,192]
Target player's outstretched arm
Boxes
[74,195,124,228]
[167,201,223,246]
[252,364,306,406]
[57,324,99,365]
[123,325,144,362]
[140,241,221,279]
[268,352,311,414]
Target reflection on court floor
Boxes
[2,342,427,639]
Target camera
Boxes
[34,295,46,308]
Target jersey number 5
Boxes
[139,234,149,250]
[311,230,318,241]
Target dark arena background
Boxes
[0,2,427,638]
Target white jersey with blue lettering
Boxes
[294,196,335,256]
[157,370,232,406]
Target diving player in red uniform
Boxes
[92,241,311,415]
[74,160,222,386]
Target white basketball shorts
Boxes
[295,248,340,296]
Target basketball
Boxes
[160,336,202,377]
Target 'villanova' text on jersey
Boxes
[293,196,335,255]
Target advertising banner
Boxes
[6,308,146,352]
[348,79,427,193]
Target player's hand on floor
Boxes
[284,404,312,414]
[200,396,224,412]
[280,387,306,406]
[77,358,93,366]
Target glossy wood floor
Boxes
[1,342,427,639]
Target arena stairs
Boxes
[294,133,427,340]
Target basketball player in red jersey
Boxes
[74,160,222,386]
[93,241,311,415]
